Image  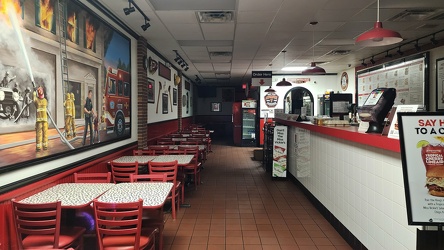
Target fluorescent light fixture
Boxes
[281,66,308,72]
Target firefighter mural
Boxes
[0,0,132,170]
[70,92,76,137]
[63,92,74,139]
[34,86,48,151]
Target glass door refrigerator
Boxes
[241,100,257,146]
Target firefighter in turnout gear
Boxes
[70,93,76,137]
[34,86,48,151]
[63,92,73,139]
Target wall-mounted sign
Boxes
[287,78,310,84]
[158,62,171,80]
[398,112,444,225]
[252,71,272,86]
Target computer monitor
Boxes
[329,93,353,120]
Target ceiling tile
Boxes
[193,63,214,71]
[237,11,277,24]
[156,11,199,24]
[238,0,284,11]
[165,24,204,40]
[201,23,235,40]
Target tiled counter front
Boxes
[286,125,419,250]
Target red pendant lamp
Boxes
[276,51,293,86]
[264,86,276,92]
[355,0,402,47]
[302,22,326,75]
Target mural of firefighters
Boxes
[0,0,132,169]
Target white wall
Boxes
[0,0,138,187]
[146,51,193,123]
[287,127,419,250]
[260,75,338,118]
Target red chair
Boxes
[181,147,202,190]
[93,199,157,250]
[148,145,169,155]
[11,199,85,250]
[130,174,168,250]
[133,149,155,156]
[74,172,111,183]
[110,161,139,183]
[130,173,168,182]
[148,160,180,220]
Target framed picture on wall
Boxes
[173,88,177,105]
[158,62,171,80]
[211,102,221,112]
[162,93,168,114]
[436,58,444,110]
[147,78,155,103]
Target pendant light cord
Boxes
[377,0,380,22]
[312,25,315,62]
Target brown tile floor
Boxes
[160,140,353,250]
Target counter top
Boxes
[275,118,400,153]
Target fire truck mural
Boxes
[0,0,132,170]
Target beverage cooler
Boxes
[241,100,257,147]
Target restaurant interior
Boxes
[1,0,444,249]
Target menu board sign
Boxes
[398,112,444,225]
[272,126,287,178]
[357,54,427,107]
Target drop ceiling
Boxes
[98,0,444,86]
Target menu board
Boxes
[357,54,428,108]
[398,112,444,225]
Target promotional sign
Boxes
[272,125,287,177]
[242,100,257,108]
[387,105,419,139]
[251,71,272,86]
[398,112,444,225]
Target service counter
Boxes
[276,118,418,250]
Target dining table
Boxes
[151,154,194,166]
[112,155,157,165]
[19,183,115,208]
[96,182,173,209]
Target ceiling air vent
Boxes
[197,11,234,23]
[215,73,231,78]
[210,52,232,57]
[389,9,441,21]
[327,50,350,56]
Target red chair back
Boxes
[93,199,151,250]
[133,149,155,156]
[11,199,85,249]
[130,173,168,182]
[74,172,111,183]
[148,145,169,155]
[164,149,185,155]
[148,160,178,183]
[110,161,139,183]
